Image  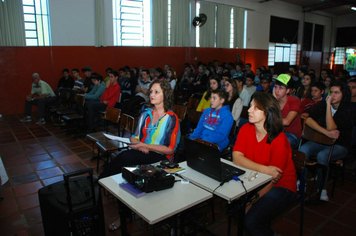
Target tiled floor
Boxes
[1,114,356,235]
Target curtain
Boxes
[152,0,168,46]
[233,7,244,48]
[199,1,215,48]
[216,4,230,48]
[0,0,25,46]
[95,0,106,47]
[171,0,190,47]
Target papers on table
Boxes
[103,133,138,145]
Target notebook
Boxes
[184,138,246,182]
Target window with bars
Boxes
[268,43,297,66]
[22,0,51,46]
[334,47,345,65]
[113,0,151,46]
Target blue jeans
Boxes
[284,132,300,149]
[244,187,296,236]
[299,141,348,189]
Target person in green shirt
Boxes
[20,73,56,125]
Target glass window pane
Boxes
[283,47,290,62]
[122,33,142,39]
[42,15,50,46]
[41,0,48,14]
[23,0,34,5]
[23,6,35,14]
[36,15,44,45]
[275,47,283,62]
[122,27,140,33]
[35,0,42,14]
[26,38,38,46]
[24,14,36,22]
[26,31,37,38]
[121,20,141,27]
[121,0,142,8]
[25,22,36,30]
[122,13,141,20]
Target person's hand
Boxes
[326,130,339,140]
[301,113,309,120]
[325,95,332,106]
[264,166,283,183]
[26,95,32,102]
[129,142,149,154]
[103,100,108,105]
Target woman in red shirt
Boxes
[233,92,296,235]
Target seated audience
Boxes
[154,67,165,80]
[188,65,208,98]
[83,73,106,103]
[254,67,261,86]
[243,63,255,83]
[82,66,94,93]
[233,92,296,236]
[323,75,335,98]
[86,71,121,133]
[273,74,301,149]
[20,73,56,125]
[225,78,243,128]
[244,74,257,98]
[299,80,354,201]
[296,73,315,100]
[72,68,84,93]
[189,89,234,151]
[166,67,177,90]
[104,67,113,83]
[196,75,220,112]
[220,72,231,91]
[100,80,180,232]
[257,73,273,94]
[235,75,251,107]
[122,69,151,116]
[57,69,74,90]
[120,69,137,102]
[300,82,325,120]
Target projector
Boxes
[122,165,175,193]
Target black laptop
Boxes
[184,138,246,182]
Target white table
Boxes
[99,174,212,234]
[179,159,273,235]
[179,159,272,203]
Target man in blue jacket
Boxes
[190,89,234,150]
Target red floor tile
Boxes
[6,164,34,177]
[0,213,26,235]
[285,207,326,231]
[36,167,63,179]
[11,173,39,186]
[333,208,356,228]
[18,193,39,211]
[50,149,74,158]
[3,157,30,168]
[55,155,81,165]
[61,162,86,173]
[0,198,19,217]
[317,219,356,235]
[13,181,43,197]
[70,145,92,153]
[0,187,14,199]
[25,148,48,157]
[23,207,42,228]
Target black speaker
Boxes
[38,168,105,236]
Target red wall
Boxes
[0,46,268,115]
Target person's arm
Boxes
[283,111,298,126]
[232,98,243,123]
[196,92,207,112]
[233,151,282,179]
[325,95,337,130]
[305,117,339,139]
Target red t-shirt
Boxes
[100,83,121,107]
[282,96,301,138]
[233,123,297,193]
